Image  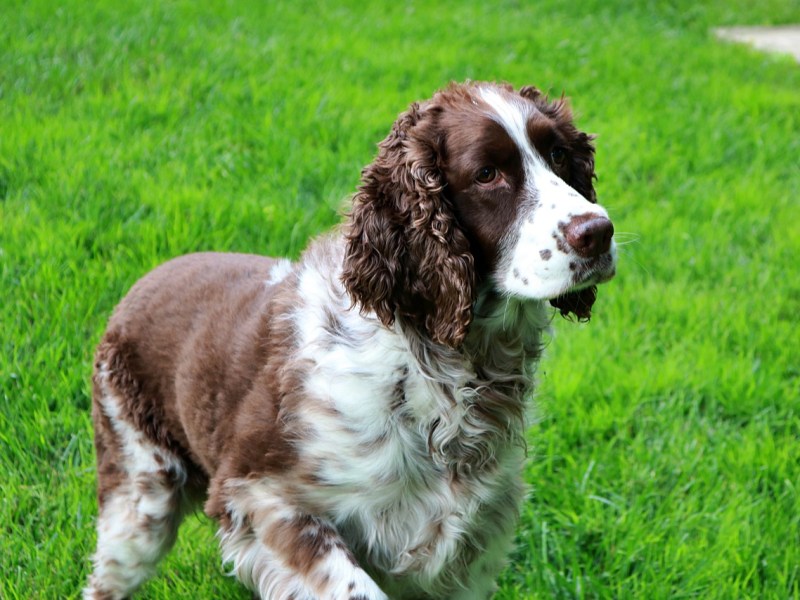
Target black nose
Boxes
[563,214,614,258]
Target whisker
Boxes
[615,246,650,276]
[612,231,640,247]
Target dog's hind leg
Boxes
[84,370,189,600]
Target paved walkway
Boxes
[715,25,800,63]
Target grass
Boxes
[1,0,799,597]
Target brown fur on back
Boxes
[94,253,298,487]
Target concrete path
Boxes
[715,25,800,63]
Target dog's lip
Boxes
[554,252,616,297]
[594,264,616,283]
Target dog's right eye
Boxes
[476,166,498,184]
[550,147,567,167]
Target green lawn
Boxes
[2,0,799,598]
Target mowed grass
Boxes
[2,0,799,598]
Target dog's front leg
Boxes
[211,478,386,600]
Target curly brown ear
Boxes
[342,100,475,348]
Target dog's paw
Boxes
[334,572,389,600]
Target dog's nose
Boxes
[563,214,614,258]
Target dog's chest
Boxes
[289,320,521,577]
[281,267,528,581]
[296,324,460,491]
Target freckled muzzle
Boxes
[497,197,617,301]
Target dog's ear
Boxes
[566,128,597,204]
[342,101,475,348]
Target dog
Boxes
[85,81,616,599]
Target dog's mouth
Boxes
[549,286,597,320]
[547,251,616,320]
[573,252,617,286]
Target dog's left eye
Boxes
[476,166,498,184]
[550,147,566,166]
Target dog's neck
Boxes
[467,287,550,365]
[395,288,548,475]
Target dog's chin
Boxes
[492,280,597,321]
[549,286,597,321]
[548,254,616,320]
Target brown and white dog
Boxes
[85,81,616,599]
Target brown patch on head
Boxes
[438,89,526,276]
[520,88,597,203]
[526,115,562,165]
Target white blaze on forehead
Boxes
[477,86,541,167]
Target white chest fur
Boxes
[278,251,538,594]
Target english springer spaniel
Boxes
[85,81,616,600]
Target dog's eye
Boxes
[476,166,498,184]
[550,147,566,166]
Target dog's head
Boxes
[342,82,616,348]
